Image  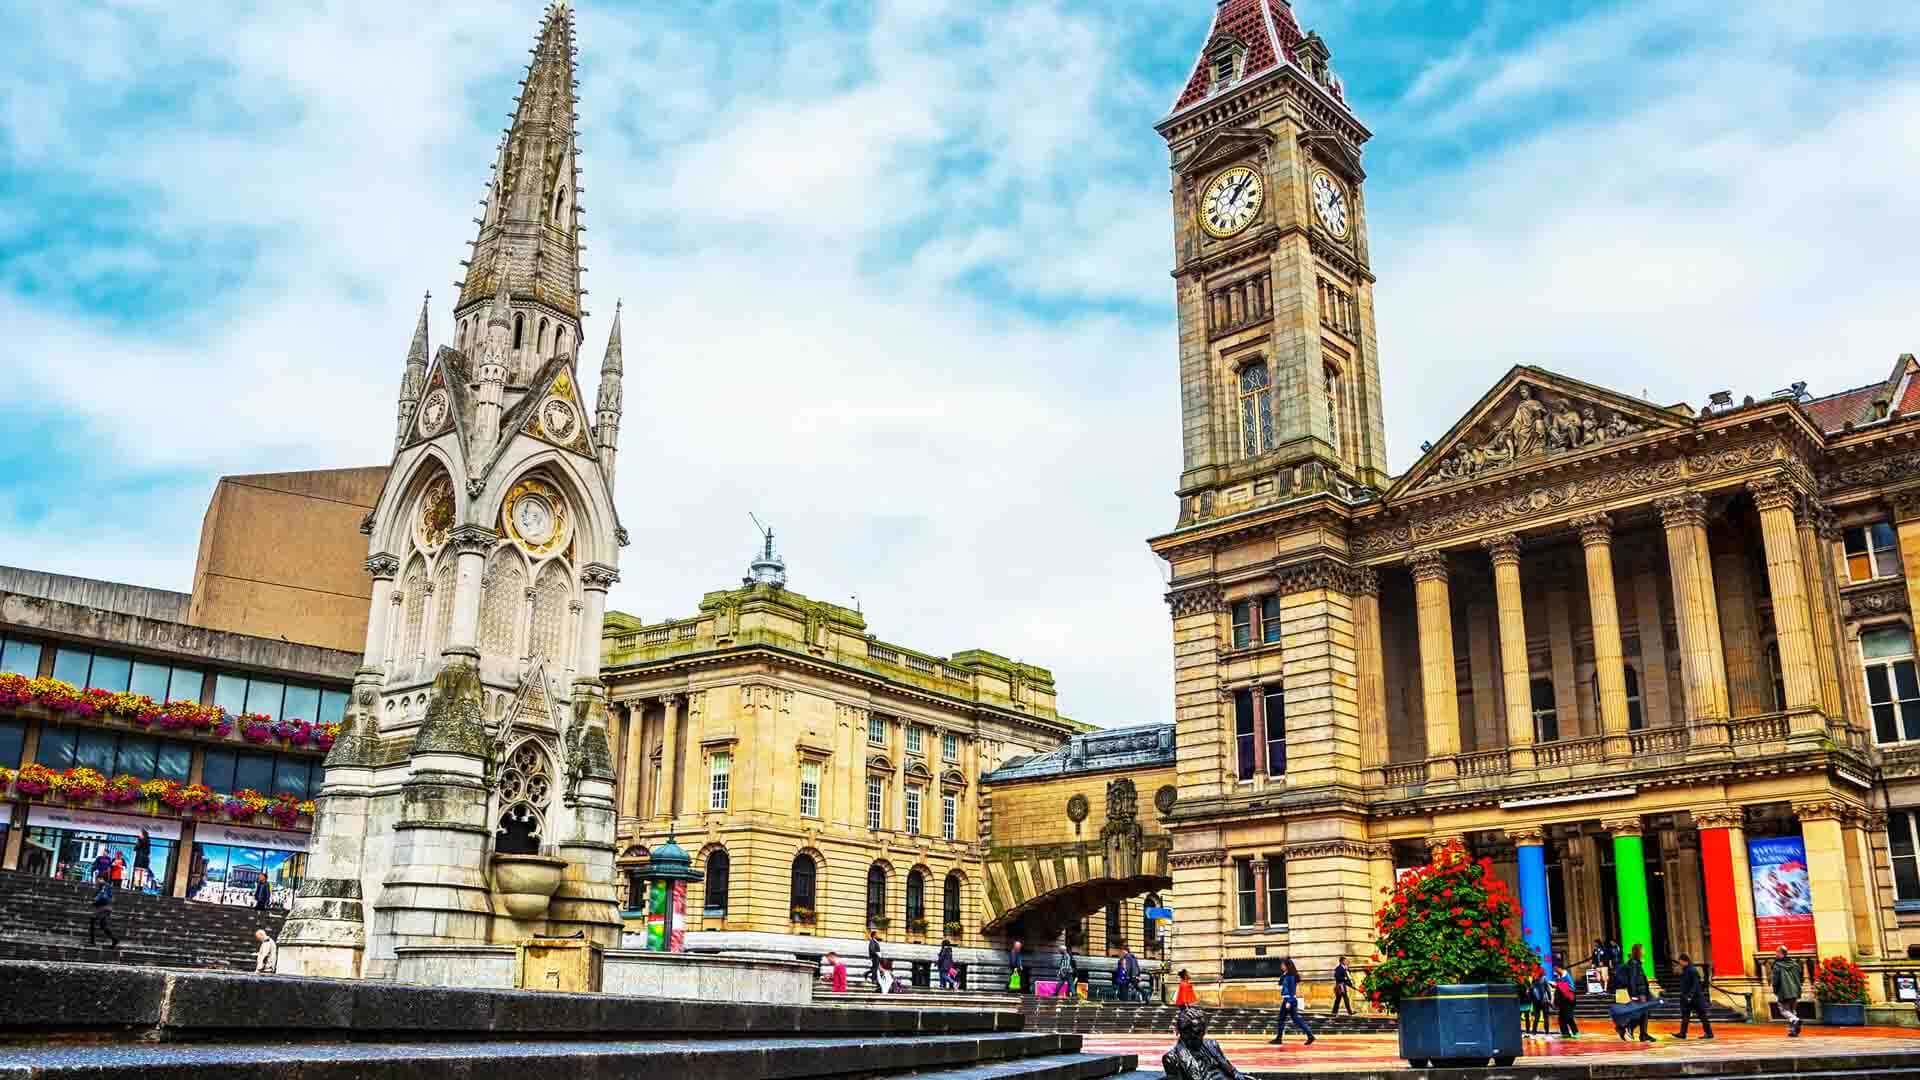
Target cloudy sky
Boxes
[2,1,1916,729]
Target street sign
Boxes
[1146,907,1173,921]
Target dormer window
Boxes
[1209,40,1245,92]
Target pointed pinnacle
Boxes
[408,290,432,362]
[489,247,514,327]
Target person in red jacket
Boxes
[823,951,848,993]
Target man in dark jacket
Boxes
[1771,946,1804,1037]
[937,939,958,990]
[253,875,272,911]
[1673,953,1714,1039]
[867,930,884,989]
[87,879,120,948]
[1616,944,1655,1043]
[1331,956,1355,1016]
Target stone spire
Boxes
[594,300,623,488]
[394,291,430,449]
[452,2,584,386]
[473,248,513,455]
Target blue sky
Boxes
[2,1,1916,729]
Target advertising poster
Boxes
[668,880,687,953]
[1748,837,1816,953]
[646,880,668,950]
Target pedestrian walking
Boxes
[133,830,152,892]
[1589,939,1609,992]
[938,938,959,990]
[1672,953,1714,1039]
[1525,970,1551,1034]
[254,929,277,974]
[1267,957,1316,1045]
[1553,962,1581,1038]
[1173,968,1198,1008]
[1008,938,1025,993]
[1771,946,1804,1037]
[1613,943,1656,1043]
[253,874,272,912]
[90,850,113,885]
[824,951,848,993]
[1114,946,1142,1004]
[86,878,119,948]
[1053,944,1077,999]
[867,929,884,989]
[1330,955,1355,1016]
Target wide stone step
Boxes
[0,1034,1124,1080]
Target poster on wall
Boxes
[1748,837,1816,953]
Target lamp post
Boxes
[635,830,703,953]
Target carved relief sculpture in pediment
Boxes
[1421,383,1649,490]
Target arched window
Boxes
[537,318,549,356]
[494,741,552,855]
[428,556,456,661]
[790,853,818,919]
[554,326,566,358]
[479,548,524,661]
[512,312,524,351]
[703,849,730,917]
[398,556,429,674]
[943,871,961,930]
[553,186,567,220]
[1238,364,1275,458]
[1323,362,1344,459]
[529,561,570,663]
[905,868,926,927]
[866,863,887,927]
[1625,666,1644,730]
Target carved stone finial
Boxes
[1654,492,1708,530]
[1571,513,1613,547]
[1407,549,1450,583]
[1481,533,1523,566]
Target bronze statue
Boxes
[1163,1008,1245,1080]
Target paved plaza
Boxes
[1084,1024,1920,1074]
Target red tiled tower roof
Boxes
[1170,0,1305,113]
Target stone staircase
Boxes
[1021,998,1396,1036]
[0,960,1139,1080]
[0,869,281,971]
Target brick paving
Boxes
[1083,1023,1920,1073]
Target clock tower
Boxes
[1157,0,1387,525]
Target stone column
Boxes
[445,525,494,658]
[362,554,399,667]
[1251,857,1270,927]
[1694,807,1757,983]
[1545,565,1580,737]
[1656,493,1731,741]
[1796,501,1847,722]
[1894,494,1920,636]
[1250,684,1269,777]
[576,563,616,679]
[1409,550,1460,781]
[1508,827,1553,973]
[1484,535,1536,768]
[1793,800,1858,963]
[1630,562,1673,727]
[1605,818,1653,979]
[657,694,682,821]
[1842,809,1887,959]
[621,701,647,822]
[1749,478,1821,720]
[1712,540,1773,717]
[1353,570,1388,779]
[1574,515,1632,756]
[1821,510,1873,734]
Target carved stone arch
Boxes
[480,545,530,661]
[866,858,894,929]
[426,549,458,661]
[942,867,968,930]
[495,736,555,855]
[527,559,574,666]
[790,847,824,918]
[397,552,431,679]
[905,761,933,783]
[379,451,462,561]
[696,841,731,917]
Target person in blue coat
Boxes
[1267,957,1316,1045]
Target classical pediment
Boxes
[1390,366,1694,499]
[1177,127,1271,178]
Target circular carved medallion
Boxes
[417,388,450,436]
[541,398,577,440]
[1154,784,1178,816]
[501,476,572,557]
[1066,793,1090,824]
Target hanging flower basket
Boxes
[265,794,302,828]
[0,673,30,709]
[1363,840,1529,1068]
[100,773,142,806]
[0,765,13,796]
[162,783,220,815]
[224,788,270,821]
[315,722,341,751]
[14,763,56,798]
[58,767,108,803]
[275,718,315,747]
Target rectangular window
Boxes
[1864,627,1920,745]
[905,786,922,835]
[1626,667,1644,731]
[0,637,42,677]
[906,724,923,755]
[74,730,116,774]
[868,716,887,746]
[1530,677,1559,743]
[273,757,312,800]
[799,761,821,818]
[34,727,77,770]
[1231,601,1252,649]
[1261,595,1281,644]
[213,674,248,716]
[1263,686,1285,776]
[234,751,275,794]
[1234,689,1256,781]
[1890,811,1920,903]
[942,732,958,763]
[156,742,192,784]
[867,777,884,830]
[114,735,158,780]
[943,793,957,840]
[129,660,171,699]
[1106,901,1122,944]
[52,648,91,685]
[319,689,349,724]
[1234,857,1258,927]
[86,653,131,693]
[283,685,321,724]
[201,749,238,794]
[708,752,732,811]
[0,718,26,768]
[169,666,204,704]
[1845,521,1902,583]
[1265,854,1288,927]
[244,679,285,721]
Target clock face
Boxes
[1199,165,1264,238]
[1311,171,1350,239]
